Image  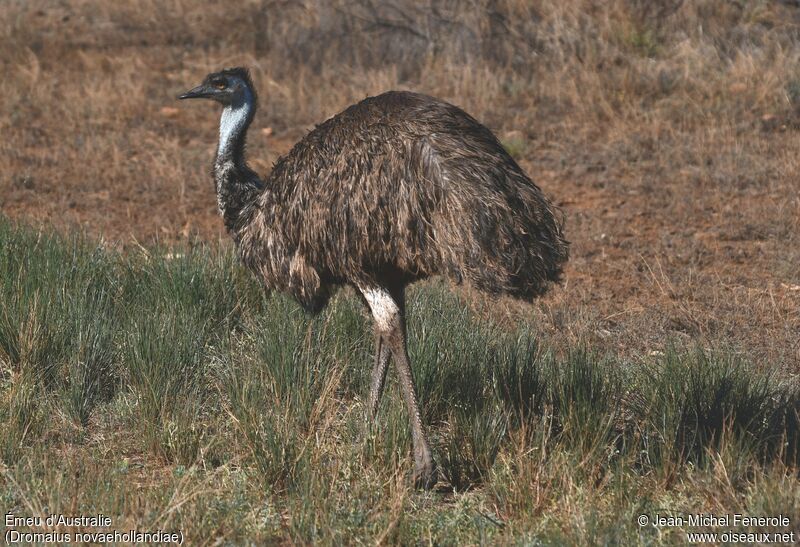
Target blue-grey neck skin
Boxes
[213,86,263,234]
[216,87,255,164]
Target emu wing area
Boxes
[249,91,568,311]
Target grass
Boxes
[2,0,800,366]
[2,0,800,542]
[1,219,798,544]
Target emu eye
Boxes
[212,79,227,90]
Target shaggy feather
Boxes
[209,69,569,312]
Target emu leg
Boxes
[368,333,391,420]
[359,285,437,489]
[385,318,437,489]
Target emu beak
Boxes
[178,84,214,100]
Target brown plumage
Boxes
[179,67,568,489]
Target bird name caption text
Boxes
[4,512,184,544]
[636,513,796,544]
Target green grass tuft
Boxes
[1,219,798,544]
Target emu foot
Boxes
[413,457,438,490]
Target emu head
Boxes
[178,67,257,108]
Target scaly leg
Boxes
[360,285,437,489]
[385,318,437,489]
[368,332,391,420]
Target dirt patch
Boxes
[1,0,798,367]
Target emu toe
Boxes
[414,460,438,490]
[180,67,567,496]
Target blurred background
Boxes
[1,0,799,364]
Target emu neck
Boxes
[213,91,262,233]
[216,91,254,164]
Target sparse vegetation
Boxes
[2,0,799,365]
[2,0,800,543]
[1,220,798,543]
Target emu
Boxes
[179,67,568,489]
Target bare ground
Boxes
[2,0,799,367]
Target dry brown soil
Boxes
[2,0,798,368]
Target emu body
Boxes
[179,68,568,488]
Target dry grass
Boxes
[0,221,797,543]
[1,3,799,540]
[3,0,799,367]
